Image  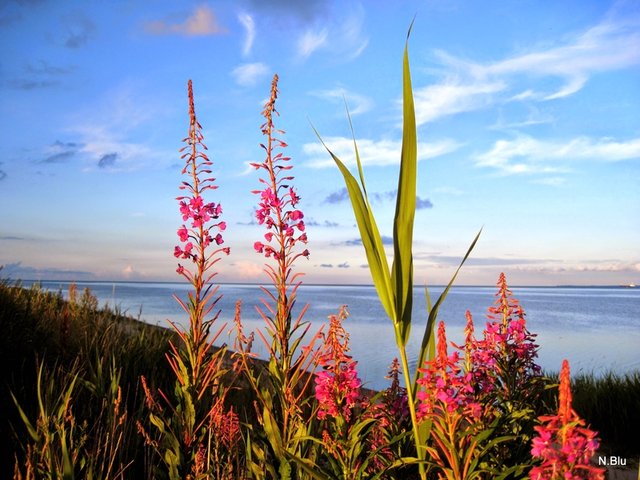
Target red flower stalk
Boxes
[251,74,310,363]
[530,360,605,480]
[314,306,362,422]
[417,321,481,421]
[462,273,541,400]
[382,358,409,422]
[169,79,231,390]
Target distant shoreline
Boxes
[9,278,639,289]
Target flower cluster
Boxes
[460,273,541,400]
[174,197,226,259]
[174,80,229,277]
[530,360,605,480]
[417,321,482,421]
[314,306,362,422]
[251,74,309,262]
[381,358,409,423]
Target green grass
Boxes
[542,369,640,461]
[571,371,640,460]
[2,280,638,477]
[0,279,176,478]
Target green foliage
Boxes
[315,26,480,480]
[0,280,175,478]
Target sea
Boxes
[21,281,640,391]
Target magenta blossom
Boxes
[530,360,604,480]
[314,307,363,422]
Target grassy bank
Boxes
[0,280,177,477]
[2,280,638,477]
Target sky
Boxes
[0,0,639,286]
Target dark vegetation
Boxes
[1,280,638,478]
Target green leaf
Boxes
[413,227,482,387]
[313,125,395,323]
[61,431,75,480]
[11,392,39,441]
[149,412,165,434]
[284,451,332,480]
[391,34,418,347]
[262,405,283,455]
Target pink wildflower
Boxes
[417,321,482,422]
[315,306,362,422]
[529,360,605,480]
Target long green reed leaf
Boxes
[312,128,395,321]
[392,29,418,347]
[414,227,482,387]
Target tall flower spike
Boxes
[530,359,605,480]
[175,80,229,294]
[252,73,310,361]
[315,306,362,422]
[558,359,573,424]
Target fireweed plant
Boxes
[530,359,605,480]
[410,274,550,479]
[232,74,323,480]
[460,273,547,473]
[300,306,380,479]
[416,321,490,480]
[137,80,241,479]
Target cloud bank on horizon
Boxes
[0,0,638,286]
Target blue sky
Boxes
[0,0,638,286]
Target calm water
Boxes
[24,281,640,391]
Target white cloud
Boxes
[144,5,227,36]
[295,4,367,61]
[532,176,566,187]
[297,28,328,58]
[338,8,369,60]
[415,12,640,123]
[311,87,373,116]
[238,12,255,56]
[414,80,505,125]
[232,62,270,87]
[476,135,640,175]
[66,84,174,172]
[303,136,460,168]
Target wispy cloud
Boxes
[306,218,340,228]
[311,86,373,115]
[416,197,433,210]
[323,186,432,210]
[98,152,118,169]
[7,78,59,90]
[241,0,329,25]
[297,28,328,58]
[414,79,507,125]
[475,135,640,175]
[61,13,95,48]
[323,188,348,204]
[144,5,227,36]
[238,12,255,56]
[342,236,393,247]
[38,140,82,164]
[6,61,75,90]
[294,4,367,61]
[232,62,269,87]
[415,11,640,124]
[415,253,562,267]
[304,136,459,168]
[64,84,171,171]
[0,261,94,280]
